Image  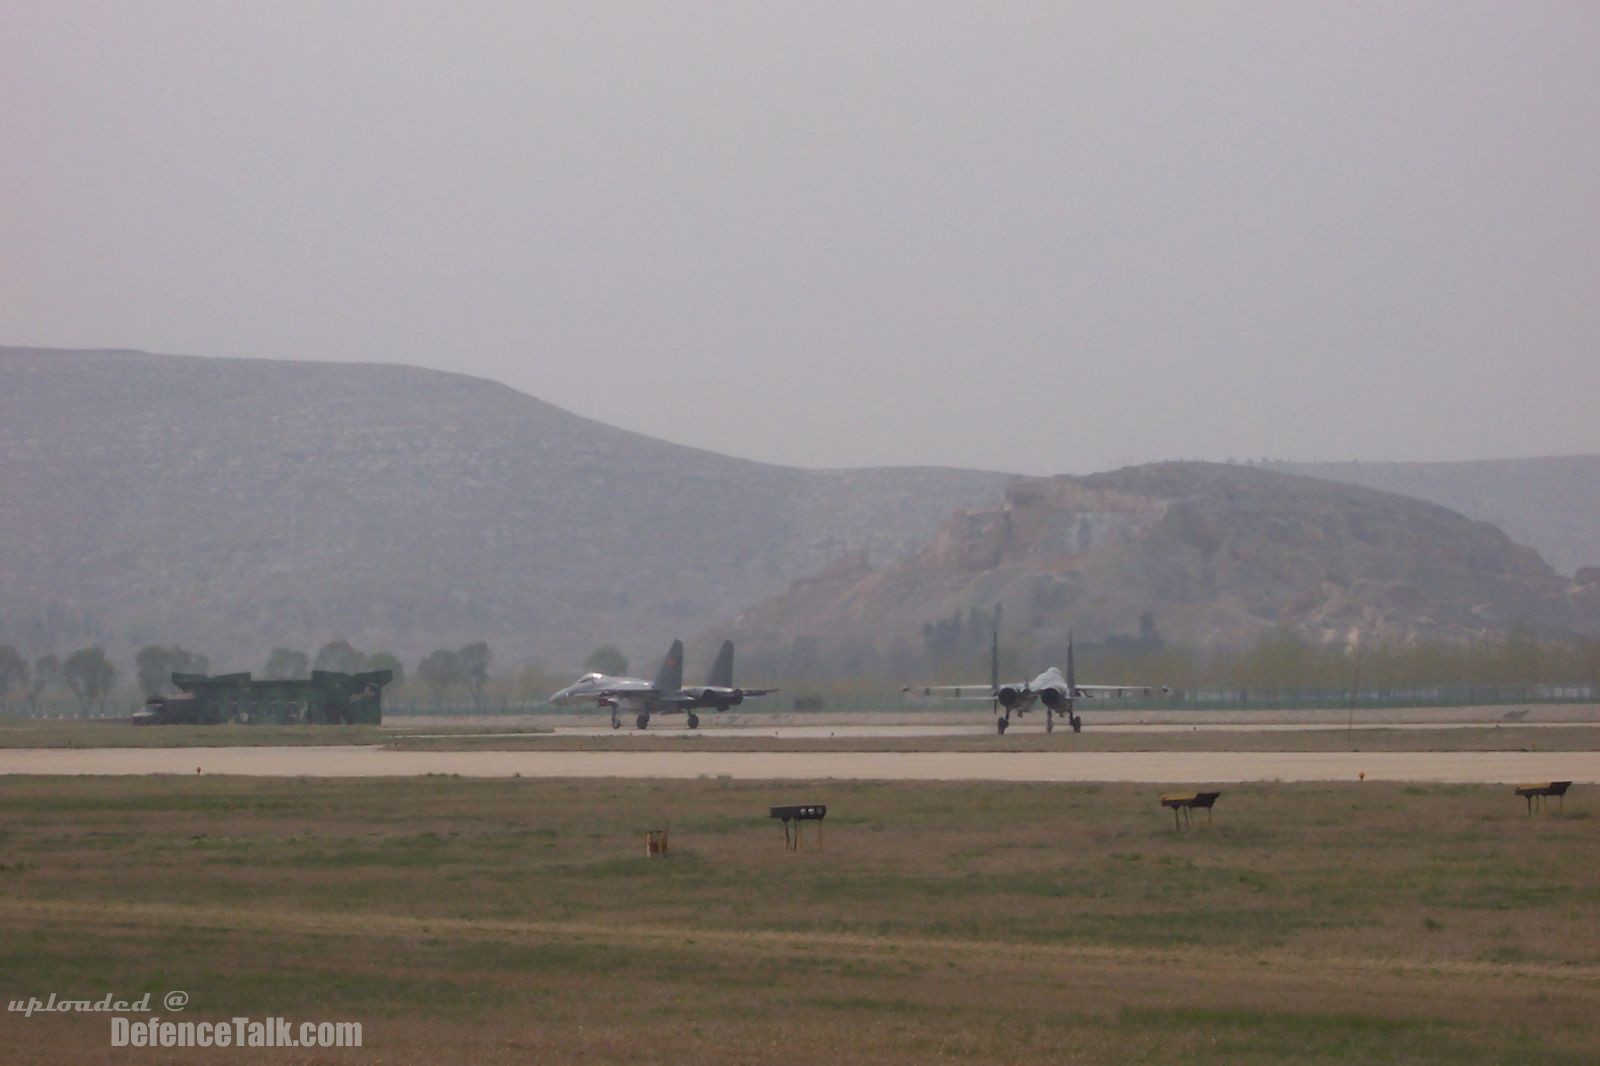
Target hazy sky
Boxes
[4,3,1597,475]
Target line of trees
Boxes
[257,640,490,706]
[10,628,1596,715]
[904,609,1600,695]
[416,643,491,706]
[1031,628,1600,696]
[135,645,210,696]
[0,646,118,712]
[261,642,405,686]
[0,639,428,713]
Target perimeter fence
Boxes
[5,682,1595,720]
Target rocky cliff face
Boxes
[721,462,1600,676]
[0,347,1008,670]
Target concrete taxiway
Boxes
[518,721,1590,740]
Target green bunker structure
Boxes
[134,669,392,726]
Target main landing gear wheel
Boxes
[1046,709,1055,734]
[610,713,620,730]
[1071,713,1082,733]
[996,716,1009,735]
[636,713,650,730]
[686,713,700,729]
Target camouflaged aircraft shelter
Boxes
[136,669,392,725]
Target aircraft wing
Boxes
[1071,684,1170,698]
[902,684,1020,700]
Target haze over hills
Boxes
[720,463,1600,679]
[1272,458,1600,577]
[4,347,1598,682]
[0,347,1008,671]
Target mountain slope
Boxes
[721,463,1600,677]
[1272,458,1600,576]
[0,347,1009,669]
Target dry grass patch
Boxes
[0,720,395,748]
[2,776,1598,1062]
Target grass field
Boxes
[0,721,397,748]
[3,775,1598,1062]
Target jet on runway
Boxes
[549,640,776,729]
[907,632,1167,734]
[549,639,690,730]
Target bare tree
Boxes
[0,645,27,709]
[364,651,404,687]
[61,647,117,712]
[135,644,210,696]
[313,640,365,675]
[264,648,309,680]
[458,642,491,708]
[28,653,61,711]
[584,646,628,676]
[417,649,461,702]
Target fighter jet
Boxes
[549,639,779,729]
[906,628,1167,734]
[674,640,778,713]
[548,639,692,730]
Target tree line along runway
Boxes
[3,744,1599,783]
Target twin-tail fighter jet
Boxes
[907,624,1168,734]
[675,639,779,713]
[548,639,776,730]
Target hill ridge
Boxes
[0,346,1009,670]
[720,461,1600,677]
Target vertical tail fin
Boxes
[991,603,1001,714]
[1067,632,1076,694]
[653,640,684,691]
[707,640,735,687]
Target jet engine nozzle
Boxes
[996,686,1026,709]
[1038,686,1068,710]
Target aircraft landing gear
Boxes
[686,712,700,729]
[1070,713,1082,733]
[636,713,650,730]
[1046,708,1055,733]
[996,714,1009,735]
[610,711,620,730]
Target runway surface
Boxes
[3,745,1597,784]
[430,721,1591,740]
